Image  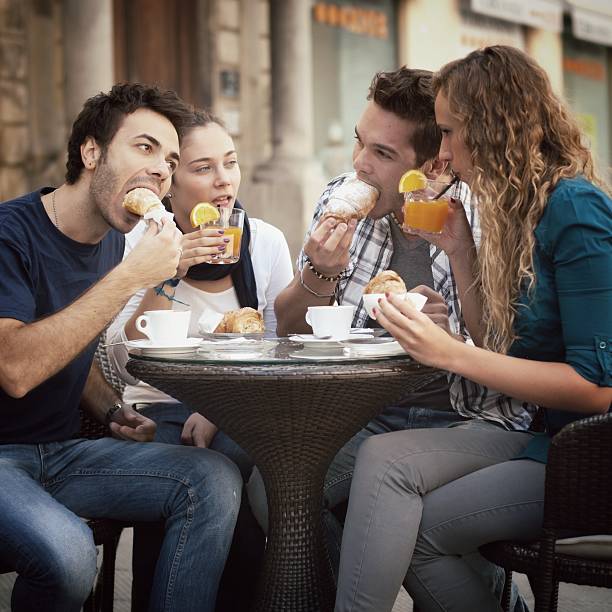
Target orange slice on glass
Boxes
[189,202,220,227]
[398,170,427,193]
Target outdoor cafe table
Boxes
[126,339,441,612]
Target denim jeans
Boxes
[139,402,253,481]
[334,421,539,612]
[0,437,242,612]
[131,402,260,612]
[248,393,528,612]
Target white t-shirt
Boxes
[107,217,293,405]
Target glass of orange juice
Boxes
[402,178,455,234]
[202,208,244,264]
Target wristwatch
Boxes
[105,401,123,426]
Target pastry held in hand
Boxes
[215,307,265,334]
[122,188,174,226]
[122,188,163,216]
[363,270,407,295]
[321,175,379,224]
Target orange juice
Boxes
[222,226,243,261]
[403,199,449,233]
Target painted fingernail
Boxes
[377,297,382,304]
[385,292,390,298]
[218,245,226,251]
[217,230,225,234]
[372,307,378,316]
[223,238,230,243]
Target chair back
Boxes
[543,412,612,536]
[79,330,125,439]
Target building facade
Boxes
[1,0,611,256]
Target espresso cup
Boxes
[305,305,354,340]
[135,310,191,345]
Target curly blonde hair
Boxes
[432,46,607,353]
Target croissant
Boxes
[122,188,164,216]
[363,270,406,295]
[215,307,265,333]
[321,176,379,224]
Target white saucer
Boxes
[289,333,372,346]
[199,339,276,353]
[125,338,201,355]
[288,351,351,361]
[343,340,406,358]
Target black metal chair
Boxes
[480,412,612,612]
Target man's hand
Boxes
[179,413,218,448]
[410,285,452,336]
[303,217,357,277]
[109,405,157,442]
[122,220,183,288]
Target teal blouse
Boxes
[508,177,612,462]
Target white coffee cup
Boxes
[135,310,191,345]
[362,292,428,319]
[305,305,354,340]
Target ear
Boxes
[81,137,101,170]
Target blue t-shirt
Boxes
[0,188,124,443]
[509,177,612,462]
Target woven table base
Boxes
[128,357,439,612]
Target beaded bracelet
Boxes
[304,256,346,282]
[299,268,335,298]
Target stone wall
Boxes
[0,0,29,199]
[0,0,65,201]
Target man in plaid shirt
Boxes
[264,67,532,610]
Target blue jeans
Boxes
[139,402,253,481]
[0,437,241,612]
[132,402,259,612]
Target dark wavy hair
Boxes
[367,67,441,166]
[65,83,193,184]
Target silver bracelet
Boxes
[299,268,335,298]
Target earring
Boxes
[167,193,173,199]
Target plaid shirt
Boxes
[298,173,535,431]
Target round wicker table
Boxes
[127,341,440,612]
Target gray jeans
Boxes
[335,421,543,612]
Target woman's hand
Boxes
[180,413,218,448]
[175,228,230,278]
[409,197,475,258]
[109,405,157,442]
[373,292,459,369]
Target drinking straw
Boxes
[433,175,460,199]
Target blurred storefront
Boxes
[1,0,610,255]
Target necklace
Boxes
[51,189,59,229]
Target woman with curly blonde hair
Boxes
[334,46,612,612]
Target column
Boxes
[249,0,326,259]
[62,0,114,126]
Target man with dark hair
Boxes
[0,83,241,612]
[255,67,532,611]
